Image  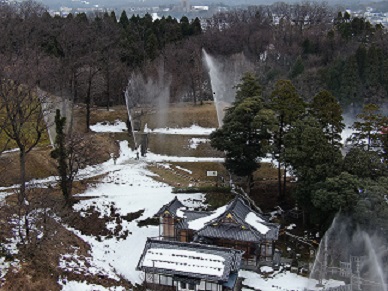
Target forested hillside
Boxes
[1,1,387,113]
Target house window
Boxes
[179,282,197,290]
[198,281,218,291]
[160,275,173,286]
[261,243,273,260]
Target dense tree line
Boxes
[0,1,202,112]
[211,73,388,231]
[199,4,388,108]
[1,1,388,113]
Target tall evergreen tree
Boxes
[339,56,362,106]
[350,103,382,151]
[210,74,275,192]
[234,72,261,103]
[285,116,343,222]
[309,90,344,148]
[119,10,129,29]
[270,79,305,199]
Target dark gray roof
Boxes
[137,238,243,283]
[184,210,212,222]
[196,195,279,242]
[177,210,212,229]
[197,222,279,242]
[155,196,185,217]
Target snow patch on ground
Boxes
[144,124,215,135]
[176,166,192,174]
[0,192,11,206]
[59,254,120,281]
[260,266,274,273]
[2,148,19,154]
[240,269,345,291]
[0,215,23,286]
[59,279,125,291]
[90,121,127,133]
[144,152,223,163]
[188,138,210,149]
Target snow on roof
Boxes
[138,239,243,282]
[176,207,186,218]
[143,248,225,277]
[188,205,228,230]
[245,212,270,235]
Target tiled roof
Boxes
[176,210,212,229]
[137,238,243,282]
[195,195,280,242]
[154,196,185,217]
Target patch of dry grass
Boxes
[253,163,280,181]
[0,146,57,187]
[0,133,119,188]
[139,102,218,129]
[90,106,129,125]
[146,134,223,158]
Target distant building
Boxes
[181,0,190,13]
[192,6,209,12]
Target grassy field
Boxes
[147,134,223,157]
[0,134,119,187]
[148,161,229,188]
[138,101,219,129]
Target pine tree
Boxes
[339,56,361,106]
[119,10,129,29]
[289,56,304,79]
[210,74,275,192]
[270,79,305,199]
[350,103,382,151]
[234,72,261,103]
[309,90,344,148]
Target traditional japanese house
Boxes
[137,238,243,291]
[155,195,280,267]
[193,196,280,266]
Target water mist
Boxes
[202,49,254,127]
[308,214,388,291]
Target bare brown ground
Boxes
[0,134,119,188]
[0,187,132,290]
[139,101,218,129]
